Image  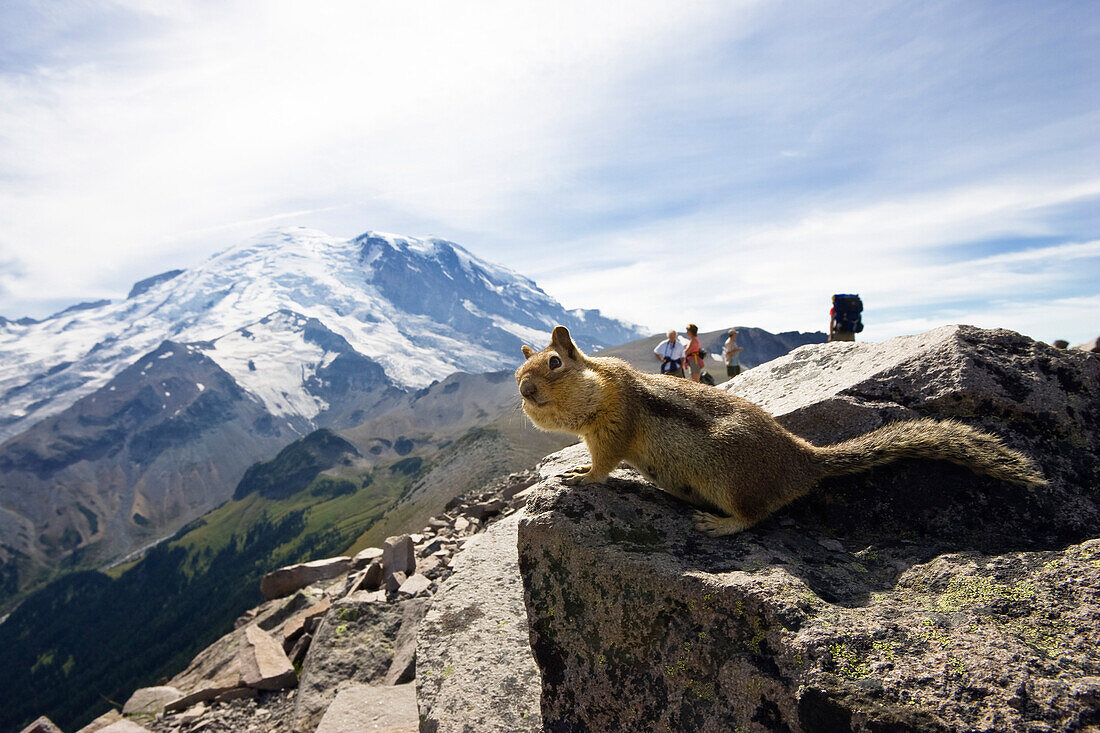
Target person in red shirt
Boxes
[684,324,704,382]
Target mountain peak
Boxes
[0,225,645,442]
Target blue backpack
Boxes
[832,294,864,333]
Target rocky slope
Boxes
[518,326,1099,732]
[20,324,1093,733]
[0,405,564,733]
[18,470,543,733]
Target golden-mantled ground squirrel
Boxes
[516,326,1045,536]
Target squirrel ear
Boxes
[521,345,536,359]
[551,326,577,359]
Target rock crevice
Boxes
[519,326,1099,732]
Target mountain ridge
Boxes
[0,225,644,603]
[0,226,646,442]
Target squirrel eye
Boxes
[548,356,562,370]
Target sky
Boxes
[0,0,1097,345]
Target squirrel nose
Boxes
[520,379,538,400]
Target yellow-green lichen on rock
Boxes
[518,327,1100,732]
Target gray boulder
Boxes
[1073,336,1099,353]
[121,685,183,715]
[350,546,384,570]
[165,592,312,710]
[293,595,428,731]
[314,683,418,733]
[260,557,351,600]
[238,625,297,690]
[397,573,432,597]
[19,718,62,733]
[418,511,542,733]
[382,535,416,578]
[519,326,1100,732]
[95,722,151,733]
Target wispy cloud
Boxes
[541,181,1100,342]
[0,0,1097,344]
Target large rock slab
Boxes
[276,596,331,649]
[96,722,151,733]
[239,624,297,690]
[519,327,1100,732]
[351,546,384,570]
[293,595,428,732]
[166,592,317,709]
[164,626,245,709]
[20,718,62,733]
[260,557,351,600]
[314,683,418,733]
[418,511,542,733]
[1073,336,1099,353]
[382,535,416,579]
[121,686,182,715]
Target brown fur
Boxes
[516,326,1046,536]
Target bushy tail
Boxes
[815,418,1047,487]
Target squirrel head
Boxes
[515,326,601,434]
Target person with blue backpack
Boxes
[830,294,864,342]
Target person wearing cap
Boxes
[724,329,743,379]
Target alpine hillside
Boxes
[0,227,644,603]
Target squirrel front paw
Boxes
[693,510,748,537]
[559,464,593,486]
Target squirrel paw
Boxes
[694,511,748,537]
[559,464,593,485]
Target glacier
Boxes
[0,226,644,442]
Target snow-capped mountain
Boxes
[0,227,644,443]
[0,226,643,597]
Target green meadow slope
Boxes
[0,429,401,731]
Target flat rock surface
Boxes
[520,327,1100,732]
[417,511,542,733]
[122,686,182,716]
[97,721,153,733]
[239,625,297,690]
[169,595,300,696]
[314,683,417,733]
[397,573,431,597]
[293,596,427,732]
[261,557,351,600]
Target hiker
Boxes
[684,324,704,383]
[724,329,743,379]
[829,294,864,342]
[653,329,685,377]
